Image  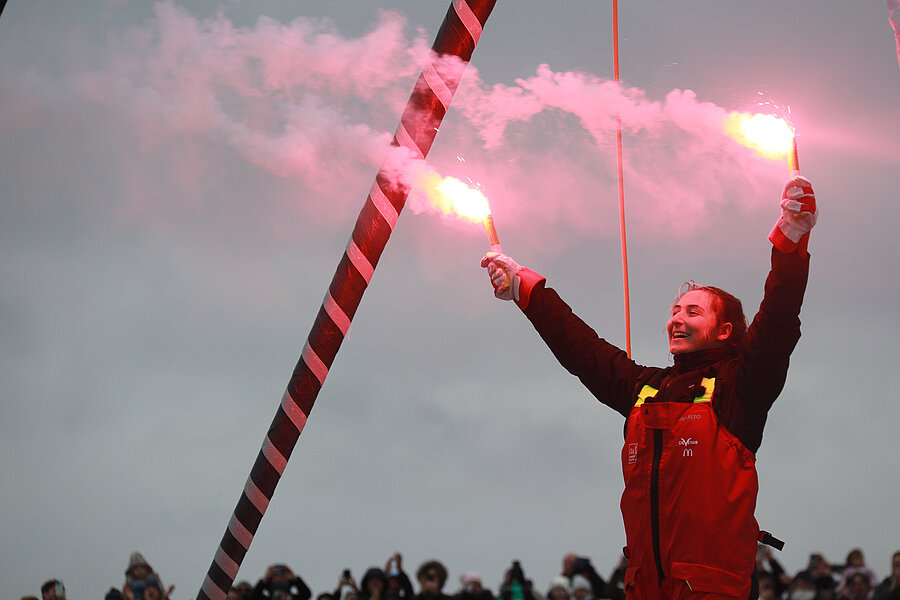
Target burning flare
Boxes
[418,173,491,221]
[415,172,501,251]
[723,113,794,160]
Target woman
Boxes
[481,175,817,600]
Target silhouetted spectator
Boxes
[560,555,605,600]
[416,561,452,600]
[384,554,415,600]
[758,570,778,600]
[570,577,592,600]
[846,550,869,570]
[546,576,570,600]
[453,572,493,600]
[799,554,837,600]
[789,572,818,600]
[603,556,627,600]
[843,569,872,600]
[142,581,167,600]
[107,589,125,600]
[333,569,359,600]
[234,582,254,600]
[758,544,791,598]
[251,564,312,600]
[837,550,879,599]
[41,580,66,600]
[873,551,900,600]
[498,561,541,600]
[360,568,388,600]
[124,552,173,600]
[839,571,874,600]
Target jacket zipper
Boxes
[651,426,665,587]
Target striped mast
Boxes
[196,2,497,599]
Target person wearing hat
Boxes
[124,552,173,600]
[547,576,571,600]
[481,175,817,600]
[569,577,592,600]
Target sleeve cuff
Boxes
[769,223,810,259]
[514,268,546,310]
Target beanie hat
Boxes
[550,576,571,593]
[571,576,591,593]
[127,552,152,576]
[460,573,482,586]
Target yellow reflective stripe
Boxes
[635,384,658,407]
[693,377,716,403]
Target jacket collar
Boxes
[672,346,735,373]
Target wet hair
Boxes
[674,282,748,347]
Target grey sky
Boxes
[1,1,898,599]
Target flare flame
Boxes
[419,174,491,222]
[723,112,795,160]
[414,171,500,251]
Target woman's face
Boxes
[667,290,730,354]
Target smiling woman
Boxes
[668,283,748,354]
[480,174,818,600]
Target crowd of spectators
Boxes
[26,547,900,600]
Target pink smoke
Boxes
[889,0,900,71]
[18,1,790,246]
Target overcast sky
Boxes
[2,1,899,599]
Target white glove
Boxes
[769,175,817,257]
[480,252,522,301]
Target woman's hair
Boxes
[675,281,748,347]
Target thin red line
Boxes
[612,0,632,358]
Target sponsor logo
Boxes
[679,414,702,422]
[627,443,638,465]
[678,437,698,457]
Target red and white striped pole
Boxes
[196,2,497,599]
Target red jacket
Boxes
[518,249,809,599]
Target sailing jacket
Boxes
[516,248,809,599]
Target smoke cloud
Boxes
[4,1,790,248]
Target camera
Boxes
[509,561,525,584]
[343,569,352,580]
[573,557,590,574]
